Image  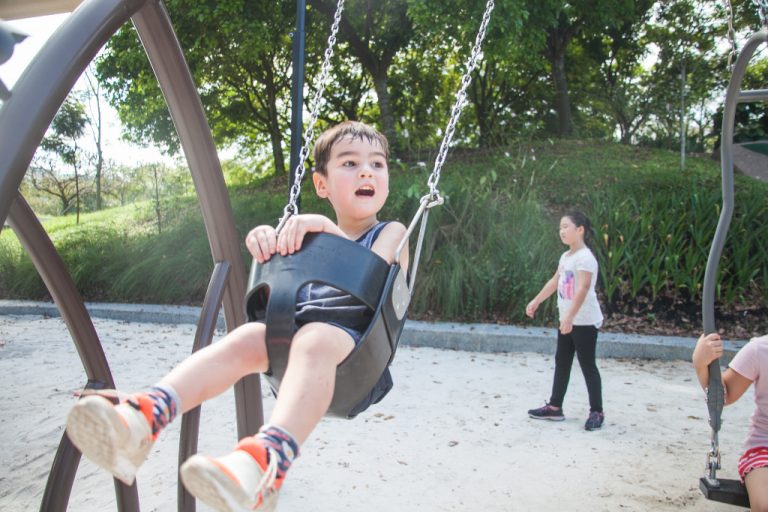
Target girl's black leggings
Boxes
[549,325,603,413]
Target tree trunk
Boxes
[74,165,80,225]
[95,99,103,210]
[370,69,397,151]
[547,24,573,138]
[269,118,286,177]
[679,61,686,171]
[309,0,408,152]
[152,165,162,234]
[265,82,285,176]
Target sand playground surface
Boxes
[0,314,756,511]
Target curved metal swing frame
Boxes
[699,28,768,510]
[0,1,263,510]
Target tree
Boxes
[403,0,544,148]
[96,0,297,174]
[37,97,89,222]
[83,66,106,210]
[640,1,721,152]
[26,155,79,215]
[572,0,654,143]
[309,0,414,150]
[518,0,654,138]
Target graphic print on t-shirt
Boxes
[559,270,575,300]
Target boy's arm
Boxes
[370,222,409,272]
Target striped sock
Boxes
[126,384,180,440]
[256,425,300,479]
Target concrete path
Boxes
[0,299,748,362]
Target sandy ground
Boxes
[0,314,756,512]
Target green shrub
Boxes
[1,141,766,331]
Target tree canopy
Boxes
[91,0,767,173]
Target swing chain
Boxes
[279,0,346,232]
[425,0,495,203]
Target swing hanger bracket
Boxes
[421,192,444,209]
[705,433,722,483]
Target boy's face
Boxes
[313,135,389,222]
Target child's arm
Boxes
[370,222,409,272]
[526,270,559,318]
[559,270,592,334]
[692,333,753,405]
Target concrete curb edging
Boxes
[0,300,747,362]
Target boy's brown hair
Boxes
[312,121,389,176]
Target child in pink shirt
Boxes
[693,333,768,510]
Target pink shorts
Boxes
[738,446,768,481]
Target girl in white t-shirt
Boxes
[693,333,768,510]
[525,211,605,431]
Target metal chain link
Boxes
[279,0,345,230]
[726,0,738,71]
[425,0,495,202]
[754,0,768,28]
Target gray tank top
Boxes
[294,222,390,331]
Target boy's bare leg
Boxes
[159,322,270,413]
[66,322,269,485]
[268,322,355,443]
[179,322,353,510]
[745,466,768,511]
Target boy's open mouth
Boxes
[355,186,375,197]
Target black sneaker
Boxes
[585,411,604,431]
[528,403,565,421]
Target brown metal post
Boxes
[177,261,231,512]
[131,1,264,438]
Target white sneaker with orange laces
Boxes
[180,448,280,512]
[65,394,154,485]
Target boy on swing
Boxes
[65,121,408,511]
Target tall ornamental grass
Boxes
[592,184,768,313]
[407,155,561,323]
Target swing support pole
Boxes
[289,0,306,208]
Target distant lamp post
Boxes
[0,21,28,100]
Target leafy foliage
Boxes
[4,141,768,336]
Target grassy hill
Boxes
[2,140,767,338]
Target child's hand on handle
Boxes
[559,317,573,334]
[277,214,336,256]
[246,225,278,263]
[693,332,723,366]
[526,299,539,318]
